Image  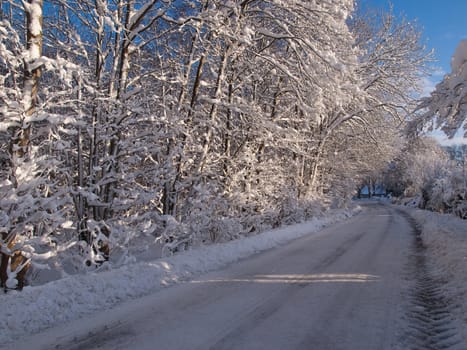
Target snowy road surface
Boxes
[11,203,462,350]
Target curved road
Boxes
[16,203,423,349]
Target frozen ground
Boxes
[0,207,359,346]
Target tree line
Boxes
[0,0,434,289]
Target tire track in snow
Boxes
[398,210,464,350]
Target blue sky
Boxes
[361,0,467,87]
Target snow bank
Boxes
[0,207,360,345]
[405,208,467,341]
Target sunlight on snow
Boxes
[191,274,380,284]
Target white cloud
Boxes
[431,66,446,77]
[418,66,446,97]
[420,76,438,97]
[441,136,467,146]
[429,129,466,146]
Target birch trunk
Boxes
[14,0,43,158]
[1,0,43,290]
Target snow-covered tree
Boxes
[383,136,465,218]
[303,6,431,200]
[413,39,467,139]
[0,0,445,289]
[1,0,45,289]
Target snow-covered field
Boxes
[403,207,467,342]
[0,207,359,346]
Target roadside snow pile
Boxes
[0,207,360,345]
[408,209,467,341]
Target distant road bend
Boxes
[13,202,464,350]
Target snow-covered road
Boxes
[1,204,407,348]
[9,202,465,350]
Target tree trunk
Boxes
[10,0,43,162]
[2,0,43,290]
[308,135,328,196]
[197,45,230,173]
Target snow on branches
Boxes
[415,39,467,139]
[0,0,434,289]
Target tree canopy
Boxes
[0,0,434,290]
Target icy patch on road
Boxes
[0,207,360,346]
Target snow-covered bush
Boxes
[386,137,466,219]
[423,167,466,218]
